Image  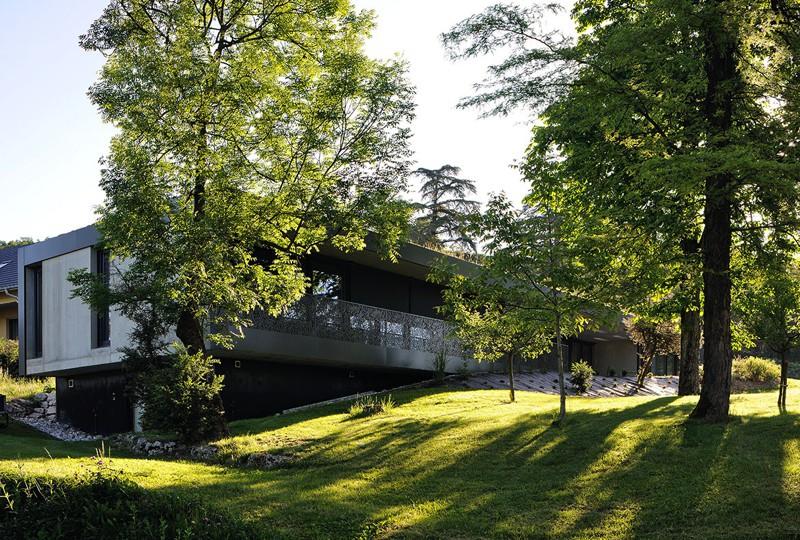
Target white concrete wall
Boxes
[593,340,638,376]
[25,248,134,375]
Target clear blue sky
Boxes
[0,1,555,241]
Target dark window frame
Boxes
[26,264,43,359]
[92,249,111,349]
[7,319,18,341]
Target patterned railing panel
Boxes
[251,296,464,357]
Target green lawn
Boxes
[2,385,800,539]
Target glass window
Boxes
[26,264,43,358]
[7,319,18,341]
[94,250,111,348]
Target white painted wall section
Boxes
[25,249,134,375]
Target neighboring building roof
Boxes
[0,246,19,291]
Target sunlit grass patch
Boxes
[0,375,53,401]
[1,384,799,538]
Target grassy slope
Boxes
[0,375,53,401]
[2,385,800,539]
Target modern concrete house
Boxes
[0,246,20,342]
[17,225,644,434]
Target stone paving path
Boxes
[451,371,678,397]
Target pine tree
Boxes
[410,165,480,254]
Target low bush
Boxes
[569,360,594,394]
[0,466,260,539]
[732,356,780,392]
[0,338,18,377]
[348,394,395,418]
[135,347,226,444]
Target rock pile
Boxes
[112,433,187,457]
[110,433,291,469]
[7,392,99,442]
[6,391,57,420]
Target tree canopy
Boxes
[432,190,630,422]
[72,0,415,439]
[445,0,800,421]
[410,165,480,254]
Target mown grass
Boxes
[2,384,800,539]
[0,374,53,401]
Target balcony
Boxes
[250,296,465,358]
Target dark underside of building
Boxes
[55,360,433,435]
[54,252,447,435]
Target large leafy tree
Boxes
[410,165,480,254]
[445,0,800,421]
[72,0,414,439]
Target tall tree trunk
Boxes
[175,309,229,440]
[779,351,788,410]
[555,314,566,424]
[176,310,206,355]
[507,352,516,402]
[679,307,702,395]
[690,2,737,422]
[171,117,229,441]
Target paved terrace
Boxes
[452,372,678,397]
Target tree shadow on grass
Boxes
[141,395,687,538]
[8,389,800,539]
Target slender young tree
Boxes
[433,192,623,423]
[71,0,414,439]
[625,316,681,387]
[444,0,800,421]
[410,165,480,254]
[736,251,800,409]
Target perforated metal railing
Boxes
[251,296,465,357]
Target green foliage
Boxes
[410,165,480,254]
[0,338,18,377]
[75,0,414,344]
[0,469,259,539]
[0,238,34,249]
[348,394,395,418]
[733,356,781,386]
[432,194,622,364]
[136,346,225,445]
[625,316,681,386]
[71,0,415,437]
[431,192,630,421]
[569,360,594,394]
[445,0,800,420]
[735,253,800,358]
[432,350,447,384]
[0,375,51,402]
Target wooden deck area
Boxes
[451,372,678,397]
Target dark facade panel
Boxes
[56,372,132,435]
[409,280,444,319]
[219,358,431,421]
[349,264,410,312]
[54,361,431,434]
